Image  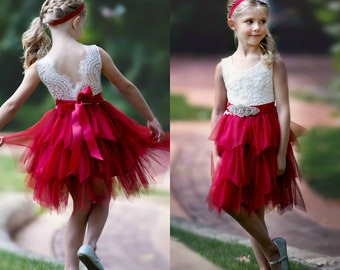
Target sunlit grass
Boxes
[171,226,313,270]
[0,250,63,270]
[170,94,211,120]
[0,155,26,192]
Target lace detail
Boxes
[221,57,274,106]
[37,45,102,100]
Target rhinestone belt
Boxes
[226,104,260,117]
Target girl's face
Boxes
[229,7,268,48]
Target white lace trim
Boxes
[37,45,102,100]
[221,57,274,106]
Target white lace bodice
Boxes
[37,45,102,100]
[221,57,274,106]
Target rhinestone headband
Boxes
[49,3,85,26]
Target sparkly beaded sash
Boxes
[225,102,276,117]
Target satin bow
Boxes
[65,86,105,174]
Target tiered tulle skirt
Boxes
[207,102,305,215]
[3,87,169,211]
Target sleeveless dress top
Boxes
[37,45,102,100]
[3,44,170,211]
[221,56,275,106]
[207,56,305,215]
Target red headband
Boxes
[229,0,245,18]
[49,3,85,26]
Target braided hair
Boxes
[22,0,85,70]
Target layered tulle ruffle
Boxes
[3,87,169,211]
[207,102,305,215]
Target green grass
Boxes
[171,226,313,270]
[299,127,340,198]
[170,94,211,120]
[0,250,63,270]
[290,89,340,108]
[0,155,26,192]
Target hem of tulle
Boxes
[2,103,170,211]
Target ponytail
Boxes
[22,17,51,70]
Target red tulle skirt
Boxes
[207,102,305,215]
[3,87,169,211]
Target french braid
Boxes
[22,0,84,70]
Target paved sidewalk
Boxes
[171,239,222,270]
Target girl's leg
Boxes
[64,188,93,270]
[83,199,110,250]
[249,208,271,270]
[82,178,111,250]
[228,206,281,270]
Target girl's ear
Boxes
[228,18,236,30]
[71,16,81,29]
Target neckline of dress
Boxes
[229,56,262,72]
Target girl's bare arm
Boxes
[0,64,40,130]
[273,56,290,175]
[211,62,227,131]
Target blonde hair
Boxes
[22,0,85,70]
[227,0,278,67]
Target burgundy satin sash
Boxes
[56,86,104,170]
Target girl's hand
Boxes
[277,154,286,176]
[0,136,4,147]
[147,118,165,144]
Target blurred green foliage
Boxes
[308,0,340,91]
[299,127,340,198]
[0,0,169,131]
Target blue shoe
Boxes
[77,244,105,270]
[269,237,289,270]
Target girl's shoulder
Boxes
[82,44,101,54]
[272,55,287,74]
[217,55,233,74]
[220,55,233,64]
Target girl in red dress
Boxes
[0,1,169,269]
[207,0,305,269]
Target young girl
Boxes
[0,1,169,270]
[207,0,305,269]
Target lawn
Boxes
[170,94,211,120]
[0,250,63,270]
[0,155,26,192]
[171,226,313,270]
